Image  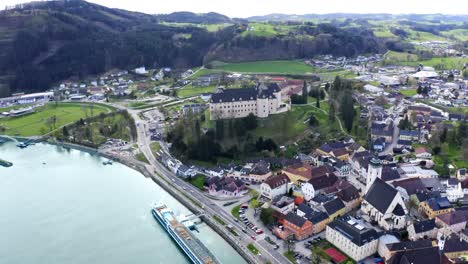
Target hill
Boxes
[0,1,397,96]
[155,11,232,24]
[0,0,228,96]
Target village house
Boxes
[419,197,454,219]
[435,209,468,236]
[415,147,432,159]
[326,215,380,262]
[270,196,295,215]
[209,83,290,120]
[207,177,246,197]
[322,198,346,221]
[407,219,438,241]
[274,212,314,241]
[380,240,435,262]
[442,235,468,260]
[260,174,290,200]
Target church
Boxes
[361,158,408,230]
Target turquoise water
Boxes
[0,142,245,264]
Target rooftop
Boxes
[328,215,379,246]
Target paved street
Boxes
[130,109,290,264]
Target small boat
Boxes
[16,142,28,149]
[102,160,113,165]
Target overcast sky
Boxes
[3,0,468,17]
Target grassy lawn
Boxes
[231,204,241,220]
[432,143,468,172]
[177,85,216,98]
[253,103,329,143]
[0,103,35,112]
[400,89,417,97]
[150,142,161,155]
[213,60,314,74]
[136,152,149,164]
[0,103,113,137]
[188,174,206,190]
[248,244,260,255]
[284,251,297,264]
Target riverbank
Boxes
[40,139,255,264]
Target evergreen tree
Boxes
[302,81,308,104]
[215,120,224,140]
[329,101,336,123]
[340,91,355,132]
[316,94,320,108]
[440,127,447,143]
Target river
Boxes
[0,142,245,264]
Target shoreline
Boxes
[24,139,255,264]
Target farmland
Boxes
[213,60,314,74]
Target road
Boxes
[131,110,289,264]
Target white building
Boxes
[362,158,408,230]
[260,174,290,200]
[301,182,316,201]
[270,196,295,215]
[326,216,380,262]
[135,67,147,75]
[445,183,464,202]
[209,83,290,120]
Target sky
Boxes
[3,0,468,17]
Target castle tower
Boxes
[365,157,382,194]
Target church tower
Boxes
[365,157,382,194]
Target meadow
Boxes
[0,103,114,137]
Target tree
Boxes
[375,96,388,107]
[329,101,336,123]
[440,127,448,143]
[457,122,468,144]
[316,95,320,108]
[215,120,224,140]
[340,91,355,132]
[260,208,275,226]
[302,81,308,104]
[62,126,69,137]
[463,69,468,79]
[244,113,258,130]
[308,114,318,126]
[288,188,294,197]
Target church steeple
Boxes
[366,157,382,194]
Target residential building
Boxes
[275,212,314,241]
[308,211,330,234]
[442,235,468,260]
[380,240,434,261]
[322,198,346,221]
[435,209,468,236]
[260,174,290,200]
[445,183,464,202]
[415,147,432,159]
[207,177,246,197]
[419,197,454,219]
[209,83,289,120]
[271,196,295,215]
[326,216,380,262]
[407,219,438,241]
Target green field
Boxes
[188,174,206,190]
[214,60,314,74]
[400,89,417,97]
[0,103,114,137]
[177,85,216,98]
[442,29,468,41]
[383,51,465,69]
[231,204,241,220]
